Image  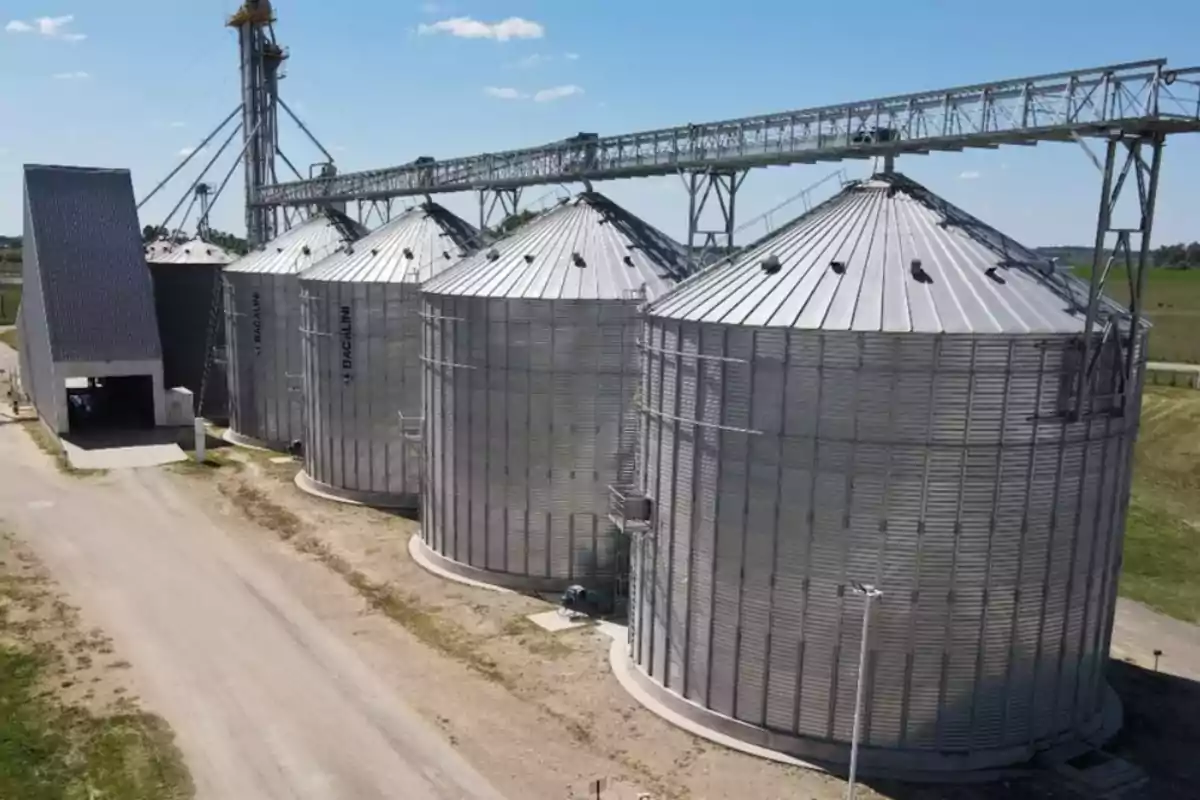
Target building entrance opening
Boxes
[65,375,156,433]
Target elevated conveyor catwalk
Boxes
[254,59,1200,206]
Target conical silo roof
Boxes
[151,237,237,265]
[422,191,690,300]
[301,201,482,284]
[144,237,178,263]
[649,172,1124,334]
[224,209,368,275]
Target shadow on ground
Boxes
[62,428,232,452]
[856,659,1200,799]
[1106,659,1200,799]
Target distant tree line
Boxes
[1038,243,1200,269]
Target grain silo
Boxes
[624,172,1142,773]
[297,201,483,507]
[419,191,691,591]
[223,210,367,449]
[146,237,236,420]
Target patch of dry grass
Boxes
[20,421,107,478]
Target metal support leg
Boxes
[681,169,746,267]
[478,187,523,233]
[1075,132,1164,419]
[355,198,393,228]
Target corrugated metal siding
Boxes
[421,295,642,585]
[422,191,690,301]
[300,281,423,503]
[24,165,162,363]
[224,212,367,447]
[16,186,58,429]
[633,320,1143,763]
[650,173,1124,334]
[297,202,480,504]
[149,262,227,417]
[302,202,482,284]
[224,272,305,447]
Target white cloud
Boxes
[958,170,981,180]
[168,121,186,128]
[418,16,543,41]
[516,53,547,69]
[178,146,208,158]
[7,14,86,40]
[52,70,89,80]
[486,84,585,103]
[485,86,526,100]
[533,84,583,103]
[564,52,579,60]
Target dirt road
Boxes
[0,424,506,800]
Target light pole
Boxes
[846,581,883,800]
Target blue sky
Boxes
[2,0,1199,247]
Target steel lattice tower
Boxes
[229,0,285,247]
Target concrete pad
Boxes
[602,622,824,773]
[61,439,187,470]
[407,534,516,595]
[526,609,588,633]
[269,456,296,465]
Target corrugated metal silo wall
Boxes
[149,263,228,419]
[632,320,1143,766]
[222,272,305,448]
[422,295,641,586]
[300,280,422,504]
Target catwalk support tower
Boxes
[229,0,284,247]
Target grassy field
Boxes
[0,533,193,800]
[1073,266,1200,364]
[1121,386,1200,622]
[0,283,20,326]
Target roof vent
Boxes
[403,247,414,260]
[487,248,500,262]
[370,248,379,256]
[276,247,284,253]
[572,252,587,268]
[623,255,635,267]
[760,254,782,275]
[524,254,535,264]
[984,266,1006,285]
[345,246,355,255]
[829,260,846,275]
[301,245,312,256]
[205,248,213,256]
[910,258,933,284]
[443,251,452,260]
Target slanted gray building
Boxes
[18,165,167,434]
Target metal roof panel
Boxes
[224,210,367,275]
[300,201,482,284]
[421,191,691,300]
[649,173,1116,334]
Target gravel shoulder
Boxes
[0,424,505,800]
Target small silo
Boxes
[297,201,483,508]
[419,191,691,591]
[223,211,368,449]
[627,172,1142,773]
[146,237,236,420]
